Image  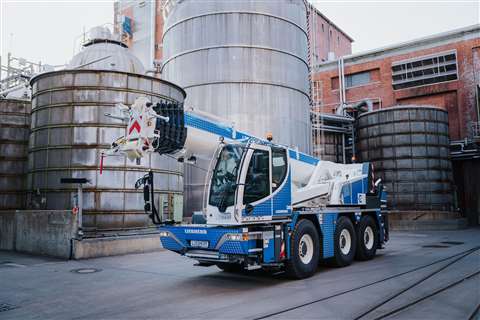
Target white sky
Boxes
[0,0,479,67]
[314,0,480,52]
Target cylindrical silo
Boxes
[357,105,453,211]
[162,0,311,215]
[28,28,185,233]
[0,98,31,210]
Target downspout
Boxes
[150,0,156,70]
[337,57,347,115]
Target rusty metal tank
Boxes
[0,98,31,210]
[28,69,185,232]
[357,105,453,211]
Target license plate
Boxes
[190,240,209,249]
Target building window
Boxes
[391,50,458,90]
[331,69,378,90]
[337,36,340,44]
[345,71,371,88]
[322,24,324,32]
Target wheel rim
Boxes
[299,234,314,264]
[340,229,352,255]
[364,226,374,250]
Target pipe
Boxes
[0,83,28,97]
[352,99,373,113]
[150,0,157,70]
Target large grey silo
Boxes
[357,106,454,211]
[162,0,311,215]
[28,28,185,232]
[0,98,31,210]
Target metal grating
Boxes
[392,50,458,90]
[0,303,18,313]
[70,268,102,274]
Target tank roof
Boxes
[67,26,145,74]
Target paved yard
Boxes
[0,229,479,319]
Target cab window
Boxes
[208,145,244,211]
[243,149,270,204]
[271,147,287,191]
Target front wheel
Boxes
[285,219,320,279]
[330,216,356,267]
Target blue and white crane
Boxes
[104,97,388,279]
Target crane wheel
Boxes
[355,215,378,261]
[285,219,320,279]
[329,216,356,267]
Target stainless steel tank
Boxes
[0,98,31,210]
[28,69,185,231]
[162,0,311,215]
[357,105,453,211]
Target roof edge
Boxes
[308,1,354,43]
[314,24,480,71]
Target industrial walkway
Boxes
[1,229,479,319]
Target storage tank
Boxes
[357,105,453,211]
[0,98,31,210]
[162,0,311,215]
[28,28,185,232]
[313,132,344,163]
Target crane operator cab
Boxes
[205,142,291,226]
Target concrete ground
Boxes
[0,229,479,320]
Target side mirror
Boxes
[246,204,254,215]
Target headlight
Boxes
[227,234,242,241]
[159,231,169,237]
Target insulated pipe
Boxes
[352,99,373,113]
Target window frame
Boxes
[344,71,371,89]
[271,147,288,192]
[242,147,271,205]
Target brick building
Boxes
[312,24,480,224]
[312,25,480,141]
[306,3,353,64]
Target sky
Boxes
[0,0,479,68]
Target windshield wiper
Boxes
[217,181,237,213]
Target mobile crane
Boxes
[104,96,388,279]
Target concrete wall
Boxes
[73,234,161,259]
[0,210,76,257]
[0,210,163,259]
[14,210,78,258]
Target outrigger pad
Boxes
[152,101,187,155]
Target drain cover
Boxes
[0,303,17,313]
[441,241,464,245]
[70,268,102,274]
[422,244,450,248]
